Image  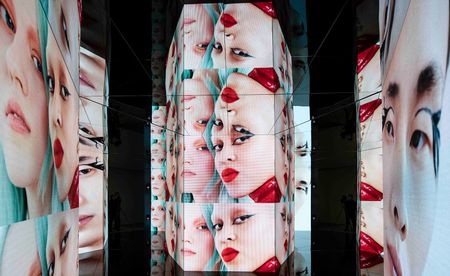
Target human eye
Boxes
[60,85,71,99]
[47,76,55,94]
[61,12,69,51]
[195,43,209,51]
[231,48,252,58]
[233,125,252,135]
[79,165,95,176]
[280,212,286,221]
[233,135,252,145]
[213,42,223,51]
[169,210,173,220]
[213,223,223,231]
[233,214,254,225]
[385,121,394,138]
[196,145,209,151]
[213,119,223,128]
[410,130,428,150]
[197,119,209,125]
[0,3,14,32]
[47,260,55,276]
[213,142,223,152]
[60,228,70,255]
[196,223,209,230]
[32,55,43,73]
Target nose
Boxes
[5,32,28,96]
[222,142,236,162]
[51,89,63,128]
[390,145,408,241]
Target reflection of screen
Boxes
[294,107,311,232]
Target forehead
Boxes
[384,1,448,100]
[184,205,204,221]
[183,79,211,97]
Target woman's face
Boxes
[178,204,215,271]
[152,109,166,127]
[212,3,274,68]
[166,131,177,197]
[165,39,177,96]
[182,136,214,195]
[151,125,165,139]
[165,202,178,257]
[275,203,289,264]
[80,47,106,137]
[1,221,41,275]
[151,143,166,158]
[47,32,79,202]
[182,78,214,136]
[183,4,214,69]
[0,0,48,188]
[78,143,104,251]
[151,201,165,228]
[151,169,165,198]
[382,2,448,275]
[295,131,311,210]
[48,0,79,90]
[46,210,79,276]
[212,73,279,198]
[211,203,275,271]
[151,232,164,249]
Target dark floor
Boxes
[80,227,356,275]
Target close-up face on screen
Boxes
[382,0,449,275]
[0,0,80,227]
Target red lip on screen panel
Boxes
[360,182,383,201]
[221,168,239,182]
[171,239,175,252]
[220,13,237,27]
[221,87,239,103]
[360,99,382,123]
[221,247,239,262]
[360,231,384,268]
[248,68,280,93]
[53,138,64,169]
[253,2,277,18]
[284,239,288,252]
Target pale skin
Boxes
[211,203,275,271]
[0,0,51,218]
[382,1,448,275]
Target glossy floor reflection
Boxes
[79,229,357,275]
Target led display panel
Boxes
[380,1,450,275]
[150,1,295,272]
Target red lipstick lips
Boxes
[221,247,239,262]
[360,231,384,269]
[220,13,237,28]
[360,182,383,201]
[221,168,239,182]
[221,87,239,104]
[6,100,30,134]
[53,138,64,169]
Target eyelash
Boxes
[60,228,70,256]
[213,42,223,51]
[47,76,71,99]
[231,48,252,57]
[213,214,254,231]
[0,3,15,32]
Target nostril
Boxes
[401,225,406,235]
[394,206,398,218]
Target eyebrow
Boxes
[417,64,440,96]
[386,83,399,98]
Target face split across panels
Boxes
[0,0,80,274]
[150,1,296,272]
